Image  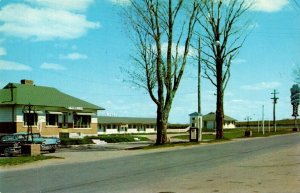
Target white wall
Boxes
[224,122,236,129]
[91,117,98,124]
[105,129,119,134]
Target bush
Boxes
[168,124,189,129]
[60,137,93,145]
[87,135,150,143]
[60,135,150,145]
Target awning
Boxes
[47,111,63,115]
[23,110,43,114]
[76,112,96,116]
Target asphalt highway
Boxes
[1,133,300,193]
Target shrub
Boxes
[60,137,93,145]
[87,135,150,143]
[60,135,150,145]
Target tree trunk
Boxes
[216,58,224,139]
[216,92,224,139]
[156,107,168,145]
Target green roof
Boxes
[203,112,237,121]
[189,112,202,116]
[98,116,156,124]
[0,82,104,110]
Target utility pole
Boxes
[198,37,202,115]
[23,104,35,143]
[271,90,279,132]
[197,37,202,142]
[262,105,265,135]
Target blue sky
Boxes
[0,0,299,123]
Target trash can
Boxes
[189,127,199,142]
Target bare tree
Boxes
[293,64,300,83]
[197,0,251,139]
[124,0,200,144]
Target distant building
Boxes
[98,116,156,134]
[202,112,237,130]
[0,80,104,138]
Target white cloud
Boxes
[161,42,196,58]
[60,52,88,60]
[0,47,6,56]
[0,3,99,41]
[40,62,65,71]
[26,0,95,12]
[250,0,289,12]
[0,60,32,71]
[241,81,281,91]
[109,0,131,6]
[232,58,247,64]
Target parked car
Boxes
[14,132,60,153]
[0,134,22,157]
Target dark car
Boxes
[0,134,22,157]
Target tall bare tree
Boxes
[293,64,300,83]
[197,0,251,139]
[124,0,200,144]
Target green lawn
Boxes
[171,128,294,141]
[0,155,62,166]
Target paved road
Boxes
[1,134,300,193]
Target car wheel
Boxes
[4,148,11,157]
[49,149,56,153]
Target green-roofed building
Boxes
[202,112,237,130]
[0,80,104,138]
[98,116,157,134]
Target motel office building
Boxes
[0,80,104,138]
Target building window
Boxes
[24,113,38,126]
[46,114,58,126]
[74,115,91,128]
[99,124,106,132]
[107,124,111,129]
[138,125,145,132]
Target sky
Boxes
[0,0,299,123]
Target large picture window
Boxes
[74,115,91,128]
[24,113,38,126]
[46,114,58,126]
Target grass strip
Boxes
[0,155,63,166]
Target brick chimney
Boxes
[21,79,34,85]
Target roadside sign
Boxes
[291,84,300,104]
[291,85,300,123]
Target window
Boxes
[74,115,91,128]
[138,125,145,132]
[46,114,58,126]
[24,113,38,126]
[98,124,106,132]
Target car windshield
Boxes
[1,135,16,141]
